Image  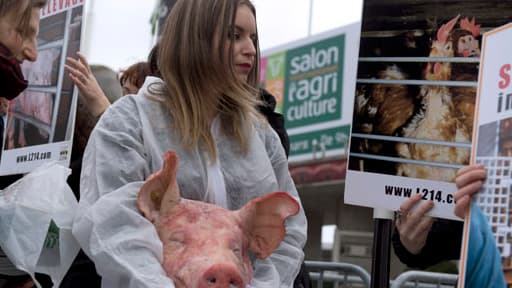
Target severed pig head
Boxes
[137,151,299,288]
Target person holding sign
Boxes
[72,0,307,287]
[393,164,505,287]
[61,55,124,288]
[0,1,53,287]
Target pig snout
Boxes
[200,263,244,288]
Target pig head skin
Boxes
[137,151,300,288]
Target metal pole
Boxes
[371,209,393,288]
[82,0,95,58]
[308,0,314,36]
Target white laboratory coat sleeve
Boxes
[71,100,174,288]
[251,126,307,288]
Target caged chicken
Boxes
[355,66,415,137]
[353,15,480,182]
[396,15,476,182]
[450,16,481,135]
[352,32,425,174]
[354,29,430,142]
[352,65,417,174]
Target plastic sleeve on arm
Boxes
[252,127,307,287]
[72,99,175,288]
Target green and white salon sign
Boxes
[261,24,360,162]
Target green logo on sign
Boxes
[266,52,286,80]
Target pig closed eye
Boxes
[232,247,241,258]
[170,238,184,245]
[230,243,242,257]
[168,232,185,245]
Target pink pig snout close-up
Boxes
[137,151,300,288]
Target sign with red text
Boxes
[459,22,512,287]
[41,0,85,18]
[0,1,85,175]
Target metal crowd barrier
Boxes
[304,261,459,288]
[390,270,458,288]
[305,260,371,288]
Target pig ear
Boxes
[137,173,162,222]
[238,192,300,259]
[137,151,181,222]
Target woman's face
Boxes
[224,5,257,82]
[0,7,40,62]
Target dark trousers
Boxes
[294,261,312,288]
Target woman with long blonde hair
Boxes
[72,0,307,287]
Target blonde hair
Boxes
[154,0,262,160]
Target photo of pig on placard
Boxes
[0,5,84,175]
[22,48,62,86]
[5,91,54,149]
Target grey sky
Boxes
[85,0,363,71]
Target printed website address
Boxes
[16,151,52,163]
[384,185,454,204]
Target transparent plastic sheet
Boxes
[0,162,79,287]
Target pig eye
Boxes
[231,244,242,257]
[170,238,184,244]
[169,232,185,244]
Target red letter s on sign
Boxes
[499,64,511,89]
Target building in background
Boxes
[151,0,177,38]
